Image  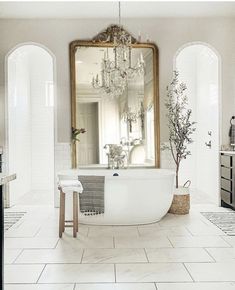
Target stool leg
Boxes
[76,193,79,232]
[73,192,77,238]
[59,190,63,238]
[62,191,65,232]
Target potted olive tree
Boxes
[165,71,196,214]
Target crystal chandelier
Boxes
[91,2,145,98]
[121,102,145,133]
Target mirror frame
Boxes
[70,26,160,168]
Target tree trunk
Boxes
[176,164,179,188]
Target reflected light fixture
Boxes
[92,2,145,98]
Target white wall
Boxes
[1,18,235,166]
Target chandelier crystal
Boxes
[91,3,145,98]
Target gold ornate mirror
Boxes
[70,25,160,168]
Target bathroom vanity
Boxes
[0,173,16,289]
[220,151,235,210]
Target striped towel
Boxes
[78,175,105,215]
[229,124,235,146]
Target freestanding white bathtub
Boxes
[58,169,175,225]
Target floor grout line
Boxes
[183,262,195,282]
[80,249,85,263]
[11,248,24,264]
[35,263,47,284]
[143,247,150,263]
[203,247,217,262]
[114,263,117,283]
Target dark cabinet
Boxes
[220,153,235,210]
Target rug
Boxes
[4,211,26,231]
[201,211,235,236]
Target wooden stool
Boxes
[58,187,79,238]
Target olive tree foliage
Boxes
[165,71,196,188]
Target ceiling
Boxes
[0,1,235,19]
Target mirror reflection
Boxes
[75,46,155,168]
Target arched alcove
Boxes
[174,43,220,204]
[6,44,55,206]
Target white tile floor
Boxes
[4,203,235,290]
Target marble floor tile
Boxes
[185,262,235,281]
[15,247,83,264]
[82,248,147,263]
[5,264,45,283]
[156,282,235,290]
[36,225,89,238]
[186,224,226,236]
[75,283,156,290]
[5,224,41,238]
[56,235,114,249]
[116,263,192,282]
[38,264,115,283]
[168,236,231,248]
[4,249,22,264]
[145,248,214,262]
[115,236,172,248]
[138,226,191,237]
[88,226,139,237]
[5,237,59,249]
[206,247,235,261]
[5,284,74,290]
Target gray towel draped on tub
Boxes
[78,175,105,215]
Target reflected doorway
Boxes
[77,102,99,165]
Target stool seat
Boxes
[58,180,83,238]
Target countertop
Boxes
[220,151,235,155]
[0,173,16,186]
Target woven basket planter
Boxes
[168,187,190,215]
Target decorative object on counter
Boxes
[221,144,233,151]
[91,2,145,99]
[104,144,126,169]
[165,71,196,214]
[72,127,86,143]
[229,116,235,150]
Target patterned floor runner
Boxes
[201,211,235,236]
[4,211,26,231]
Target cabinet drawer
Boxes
[221,178,232,192]
[221,189,232,205]
[221,154,232,167]
[221,166,232,179]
